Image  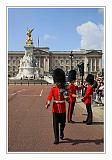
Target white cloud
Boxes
[76,21,104,51]
[43,34,56,41]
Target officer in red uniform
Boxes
[67,70,78,123]
[45,68,66,144]
[82,74,94,125]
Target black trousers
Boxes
[53,112,66,141]
[67,101,75,122]
[85,104,93,123]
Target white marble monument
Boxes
[13,28,39,79]
[16,49,39,79]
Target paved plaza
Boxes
[8,84,104,152]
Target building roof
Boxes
[8,48,103,56]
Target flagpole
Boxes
[38,37,39,47]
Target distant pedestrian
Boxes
[45,68,67,144]
[67,70,78,123]
[98,82,104,105]
[82,74,94,125]
[92,80,98,102]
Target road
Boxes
[8,84,104,152]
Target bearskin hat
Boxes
[53,68,66,84]
[68,70,76,82]
[86,74,94,85]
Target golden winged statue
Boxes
[27,28,34,37]
[26,28,34,46]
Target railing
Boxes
[8,79,50,86]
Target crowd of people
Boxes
[75,75,104,106]
[95,76,104,105]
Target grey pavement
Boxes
[76,98,104,122]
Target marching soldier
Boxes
[82,74,94,125]
[67,70,78,123]
[45,68,67,144]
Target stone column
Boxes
[44,57,46,72]
[46,57,49,72]
[44,57,49,73]
[91,58,92,72]
[84,55,88,73]
[99,58,102,72]
[39,57,40,68]
[95,58,96,72]
[44,56,49,73]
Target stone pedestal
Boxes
[15,46,39,79]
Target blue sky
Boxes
[8,8,104,51]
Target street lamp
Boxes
[70,51,73,70]
[77,62,84,96]
[87,63,89,74]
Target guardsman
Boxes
[82,74,94,125]
[45,68,66,144]
[67,70,78,123]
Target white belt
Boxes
[53,100,65,103]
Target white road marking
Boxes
[20,95,40,97]
[9,89,44,97]
[10,93,17,96]
[40,89,43,96]
[17,89,26,93]
[9,89,26,96]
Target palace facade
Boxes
[8,47,103,78]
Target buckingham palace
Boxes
[8,47,103,78]
[8,28,103,79]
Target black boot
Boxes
[83,119,88,123]
[83,105,89,123]
[86,110,93,125]
[83,113,89,123]
[70,120,75,123]
[60,131,64,140]
[54,139,59,144]
[83,117,88,123]
[60,122,65,140]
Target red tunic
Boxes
[67,83,77,103]
[46,86,66,113]
[83,84,93,104]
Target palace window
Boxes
[55,60,58,64]
[17,60,20,64]
[60,60,64,64]
[13,60,16,63]
[66,60,69,65]
[60,66,64,70]
[8,66,11,71]
[66,66,69,71]
[13,66,16,71]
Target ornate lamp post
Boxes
[70,51,73,70]
[87,63,89,74]
[78,62,84,96]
